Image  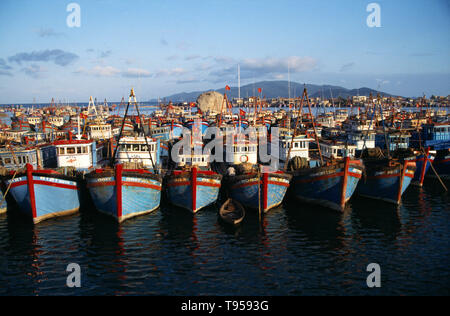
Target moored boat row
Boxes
[0,87,447,225]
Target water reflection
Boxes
[284,199,349,252]
[350,196,402,242]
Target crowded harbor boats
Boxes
[0,87,448,225]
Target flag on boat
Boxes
[258,88,262,93]
[239,109,246,117]
[225,85,231,91]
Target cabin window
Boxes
[142,144,148,151]
[0,158,3,166]
[5,158,11,164]
[77,147,82,154]
[132,144,139,151]
[67,147,76,154]
[294,142,299,148]
[82,146,88,154]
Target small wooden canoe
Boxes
[220,198,245,225]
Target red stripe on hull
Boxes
[33,180,77,190]
[26,164,37,219]
[86,181,115,188]
[296,172,344,184]
[122,181,161,191]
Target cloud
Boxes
[74,66,151,78]
[155,68,186,78]
[86,49,95,53]
[36,27,64,38]
[160,38,168,46]
[21,64,47,78]
[122,68,152,78]
[0,58,12,70]
[340,62,355,72]
[210,56,317,80]
[166,55,178,61]
[74,65,121,77]
[8,49,78,66]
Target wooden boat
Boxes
[86,164,162,222]
[290,157,364,212]
[219,198,245,225]
[356,155,416,205]
[166,166,222,213]
[86,88,163,222]
[3,164,81,224]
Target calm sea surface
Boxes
[0,178,448,296]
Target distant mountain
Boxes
[149,81,394,102]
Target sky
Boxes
[0,0,449,103]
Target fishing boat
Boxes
[356,153,416,205]
[86,88,162,222]
[219,198,245,225]
[166,165,222,213]
[290,157,364,212]
[225,135,292,212]
[166,133,222,213]
[431,148,450,180]
[86,164,162,222]
[3,164,80,224]
[392,147,436,186]
[287,86,363,212]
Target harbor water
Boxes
[0,178,448,296]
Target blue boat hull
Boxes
[166,170,222,213]
[404,151,435,186]
[227,172,292,212]
[0,193,7,214]
[5,169,80,223]
[357,161,416,204]
[87,169,162,222]
[431,152,450,179]
[291,159,363,212]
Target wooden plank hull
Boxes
[87,167,162,222]
[4,165,80,224]
[357,161,416,205]
[227,172,291,212]
[291,159,363,212]
[166,169,221,213]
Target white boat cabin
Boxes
[27,116,42,125]
[88,123,113,140]
[116,136,159,168]
[48,116,65,127]
[176,151,210,168]
[54,139,103,170]
[347,131,376,151]
[225,138,258,165]
[319,140,357,159]
[277,134,314,162]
